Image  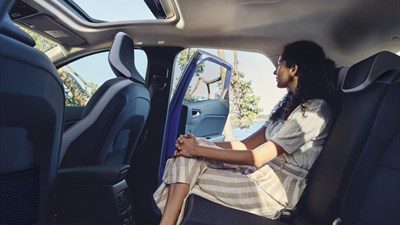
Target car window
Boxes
[182,59,227,103]
[59,51,147,106]
[18,24,148,106]
[173,49,287,141]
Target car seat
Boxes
[0,1,65,224]
[55,32,149,225]
[329,51,400,225]
[59,32,150,168]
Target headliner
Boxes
[12,0,400,66]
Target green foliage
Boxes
[178,49,191,70]
[183,87,197,103]
[16,25,57,52]
[229,70,262,128]
[178,49,205,101]
[64,87,79,106]
[178,49,205,76]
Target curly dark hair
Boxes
[269,40,337,122]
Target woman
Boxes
[154,40,337,225]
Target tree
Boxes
[229,51,262,129]
[57,68,92,106]
[216,50,233,140]
[176,49,207,103]
[18,25,98,106]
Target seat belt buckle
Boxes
[278,208,296,223]
[332,217,342,225]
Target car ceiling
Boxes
[10,0,400,67]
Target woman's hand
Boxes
[174,133,199,158]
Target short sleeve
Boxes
[270,100,332,154]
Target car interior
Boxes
[0,1,65,224]
[1,0,400,225]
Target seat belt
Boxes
[148,65,168,98]
[148,74,167,97]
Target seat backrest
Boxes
[293,51,400,225]
[59,32,150,168]
[0,5,65,225]
[338,56,400,225]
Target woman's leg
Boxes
[159,183,189,225]
[154,157,208,224]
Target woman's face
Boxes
[273,57,298,93]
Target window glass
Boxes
[173,49,286,141]
[69,0,156,22]
[60,50,148,106]
[58,52,111,106]
[183,59,227,103]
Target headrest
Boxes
[0,16,35,47]
[108,32,145,85]
[336,66,349,90]
[342,51,400,93]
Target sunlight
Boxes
[72,0,155,21]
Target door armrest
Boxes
[57,164,130,185]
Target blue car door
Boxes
[160,50,232,175]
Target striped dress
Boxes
[153,99,333,224]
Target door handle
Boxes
[192,109,201,118]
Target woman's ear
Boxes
[290,65,298,77]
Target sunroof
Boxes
[69,0,157,22]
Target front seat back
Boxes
[0,5,65,225]
[59,32,150,168]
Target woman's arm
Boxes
[214,126,268,150]
[175,134,284,168]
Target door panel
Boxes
[182,99,228,141]
[179,54,231,141]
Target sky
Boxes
[73,0,155,21]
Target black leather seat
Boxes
[0,1,65,224]
[293,51,400,225]
[59,32,151,168]
[181,51,400,225]
[329,52,400,225]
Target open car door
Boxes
[161,50,232,173]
